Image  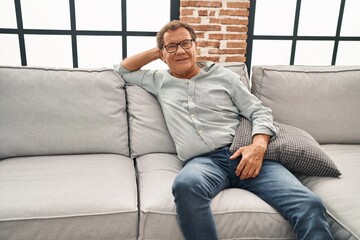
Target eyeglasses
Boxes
[162,39,194,53]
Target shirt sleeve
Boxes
[113,63,163,96]
[230,75,278,137]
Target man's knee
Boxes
[173,173,199,196]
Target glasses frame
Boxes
[162,39,194,53]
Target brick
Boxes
[227,1,250,9]
[210,18,248,25]
[219,9,249,17]
[193,25,222,32]
[209,33,247,40]
[227,41,247,48]
[225,56,246,62]
[227,26,248,32]
[198,10,208,16]
[196,41,221,48]
[196,56,220,62]
[181,1,222,8]
[195,32,205,38]
[181,9,194,16]
[209,11,216,17]
[180,17,201,23]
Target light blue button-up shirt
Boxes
[114,62,277,161]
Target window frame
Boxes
[0,0,180,68]
[246,0,360,72]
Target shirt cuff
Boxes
[252,125,278,138]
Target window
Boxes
[247,0,360,72]
[0,0,180,68]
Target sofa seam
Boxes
[140,168,179,175]
[259,67,360,74]
[133,157,141,240]
[124,84,132,158]
[0,210,138,222]
[0,65,116,73]
[139,209,280,215]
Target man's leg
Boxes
[172,149,230,240]
[231,159,333,240]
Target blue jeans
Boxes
[172,147,333,240]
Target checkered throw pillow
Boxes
[230,117,341,177]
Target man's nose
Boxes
[176,45,186,54]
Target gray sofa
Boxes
[0,63,359,240]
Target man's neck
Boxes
[171,65,201,79]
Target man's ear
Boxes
[159,50,166,62]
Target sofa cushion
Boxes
[230,116,341,177]
[251,65,360,144]
[0,154,138,240]
[0,66,129,159]
[216,62,250,89]
[127,62,250,158]
[126,85,177,157]
[137,153,295,240]
[298,144,360,240]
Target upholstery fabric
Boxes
[0,66,129,160]
[0,154,138,240]
[216,62,250,89]
[126,85,177,157]
[137,153,295,240]
[298,144,360,240]
[251,65,360,144]
[230,117,341,177]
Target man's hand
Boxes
[229,134,270,180]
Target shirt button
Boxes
[191,114,195,118]
[198,130,203,134]
[188,97,192,101]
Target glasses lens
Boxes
[165,44,177,53]
[181,40,192,49]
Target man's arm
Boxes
[229,134,270,180]
[121,48,161,71]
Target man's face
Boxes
[160,27,197,79]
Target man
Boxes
[115,20,333,240]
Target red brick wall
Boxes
[180,0,250,62]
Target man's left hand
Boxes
[229,134,270,180]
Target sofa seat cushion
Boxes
[0,154,138,240]
[137,153,295,240]
[298,144,360,240]
[0,66,129,160]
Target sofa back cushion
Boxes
[217,62,250,89]
[0,66,129,160]
[127,62,250,157]
[126,85,177,157]
[251,65,360,144]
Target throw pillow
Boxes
[230,117,341,177]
